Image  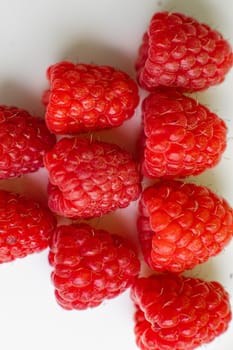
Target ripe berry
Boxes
[0,190,56,263]
[44,136,141,219]
[0,105,56,179]
[49,223,140,310]
[44,61,139,134]
[138,180,233,273]
[141,89,227,178]
[131,274,232,350]
[136,12,233,91]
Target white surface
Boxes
[0,0,233,349]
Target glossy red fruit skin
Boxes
[131,274,232,350]
[49,223,140,310]
[136,12,233,91]
[44,136,141,219]
[0,190,56,263]
[0,105,56,179]
[137,180,233,273]
[44,61,139,134]
[140,89,227,178]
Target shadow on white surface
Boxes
[61,38,136,77]
[0,168,50,204]
[0,80,45,116]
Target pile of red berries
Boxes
[0,11,233,350]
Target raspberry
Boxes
[49,223,140,310]
[136,12,233,91]
[0,105,56,179]
[44,61,139,134]
[141,89,227,178]
[138,180,233,273]
[131,274,232,350]
[44,136,141,218]
[0,190,56,263]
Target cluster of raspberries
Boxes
[0,11,233,350]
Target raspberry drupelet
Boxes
[44,61,139,134]
[0,190,56,263]
[44,137,141,218]
[138,180,233,273]
[49,223,140,310]
[131,274,232,350]
[140,89,227,179]
[136,12,233,91]
[0,105,56,179]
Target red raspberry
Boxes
[0,105,56,179]
[44,61,139,134]
[141,89,227,178]
[44,137,141,218]
[0,190,56,263]
[136,12,233,91]
[49,223,140,310]
[138,180,233,273]
[131,274,232,350]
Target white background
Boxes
[0,0,233,349]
